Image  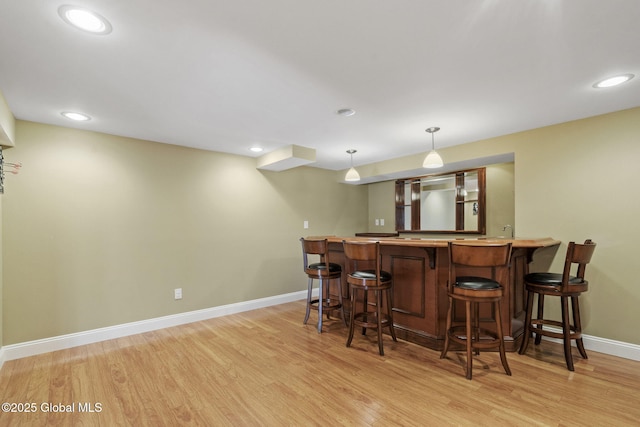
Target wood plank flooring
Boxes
[1,300,639,426]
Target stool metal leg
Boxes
[317,277,324,333]
[303,277,313,325]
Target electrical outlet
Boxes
[380,218,385,226]
[303,220,309,229]
[174,288,182,300]
[375,219,380,226]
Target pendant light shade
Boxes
[423,127,444,169]
[345,149,360,182]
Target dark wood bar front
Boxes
[319,236,560,352]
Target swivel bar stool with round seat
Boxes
[300,237,346,333]
[342,240,397,356]
[519,239,596,371]
[440,241,513,380]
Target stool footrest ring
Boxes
[352,311,392,329]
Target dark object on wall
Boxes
[0,147,22,194]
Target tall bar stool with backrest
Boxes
[342,240,397,356]
[519,239,596,371]
[440,241,513,379]
[300,238,346,333]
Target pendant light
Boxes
[345,149,360,182]
[423,127,444,168]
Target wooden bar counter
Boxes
[317,236,560,352]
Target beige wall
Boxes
[486,162,515,237]
[367,180,395,231]
[2,106,639,347]
[1,121,368,344]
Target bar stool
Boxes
[300,238,346,333]
[440,241,513,379]
[342,240,397,356]
[519,239,596,371]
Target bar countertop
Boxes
[315,235,560,249]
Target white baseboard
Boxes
[584,335,640,361]
[1,291,638,368]
[0,290,308,367]
[538,327,640,361]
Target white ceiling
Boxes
[1,0,639,171]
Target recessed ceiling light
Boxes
[592,74,634,88]
[58,5,112,35]
[250,147,264,153]
[61,111,91,121]
[336,108,356,117]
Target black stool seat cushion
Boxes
[525,272,583,286]
[455,276,500,290]
[308,262,341,272]
[350,269,392,281]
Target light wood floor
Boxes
[1,300,639,426]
